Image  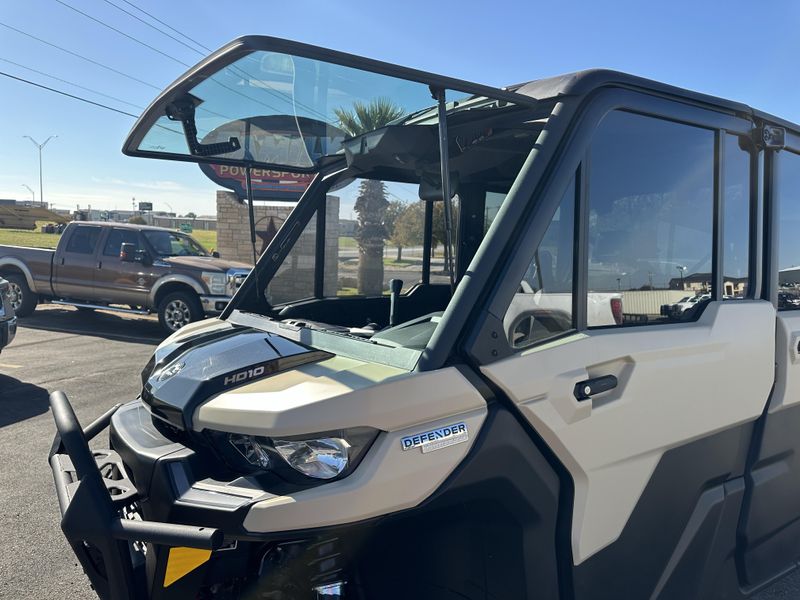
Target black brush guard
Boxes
[48,391,223,600]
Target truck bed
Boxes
[0,244,55,296]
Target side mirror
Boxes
[137,250,153,267]
[211,250,220,258]
[119,243,136,262]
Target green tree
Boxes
[390,202,425,261]
[384,200,407,260]
[334,98,405,294]
[183,212,197,219]
[128,215,146,225]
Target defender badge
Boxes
[401,422,469,454]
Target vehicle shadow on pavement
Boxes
[0,375,49,428]
[19,305,164,345]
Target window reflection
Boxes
[777,150,800,309]
[587,110,715,326]
[503,175,575,348]
[722,134,751,298]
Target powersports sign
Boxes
[199,163,313,201]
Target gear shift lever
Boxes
[389,279,403,327]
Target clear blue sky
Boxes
[2,0,799,216]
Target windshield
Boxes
[124,37,545,368]
[143,231,208,257]
[133,49,484,171]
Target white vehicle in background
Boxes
[506,281,621,347]
[677,293,711,312]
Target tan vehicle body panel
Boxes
[191,361,487,533]
[481,300,775,564]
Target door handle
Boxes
[574,375,618,401]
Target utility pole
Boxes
[23,135,57,207]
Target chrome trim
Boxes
[199,294,233,316]
[51,300,151,315]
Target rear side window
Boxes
[777,150,800,309]
[722,134,751,298]
[65,226,102,254]
[587,110,715,327]
[103,229,140,256]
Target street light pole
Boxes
[21,184,34,202]
[23,135,57,206]
[676,265,686,290]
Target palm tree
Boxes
[334,98,405,295]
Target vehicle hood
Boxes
[161,255,251,272]
[141,321,332,430]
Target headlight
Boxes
[221,427,379,482]
[201,271,227,295]
[273,437,350,480]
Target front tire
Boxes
[6,274,38,317]
[157,291,202,334]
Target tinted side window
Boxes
[503,174,575,349]
[65,226,102,254]
[587,111,714,327]
[103,229,139,256]
[722,134,751,298]
[777,150,800,309]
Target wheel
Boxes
[157,291,203,334]
[5,274,38,317]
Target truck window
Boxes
[503,174,576,348]
[777,150,800,308]
[103,229,140,256]
[587,110,715,327]
[65,225,102,255]
[142,230,207,257]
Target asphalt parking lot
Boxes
[2,305,800,599]
[0,305,162,599]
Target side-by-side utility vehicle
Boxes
[47,36,800,599]
[0,221,251,333]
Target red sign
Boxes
[201,164,314,201]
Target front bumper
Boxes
[199,295,232,316]
[48,394,351,600]
[0,316,16,351]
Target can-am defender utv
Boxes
[49,36,800,600]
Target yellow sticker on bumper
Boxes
[163,546,212,587]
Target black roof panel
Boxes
[509,68,799,134]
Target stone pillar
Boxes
[215,190,340,304]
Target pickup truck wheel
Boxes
[158,291,202,333]
[6,274,38,317]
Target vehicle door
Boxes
[93,227,149,306]
[468,91,774,599]
[736,135,800,589]
[53,224,103,300]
